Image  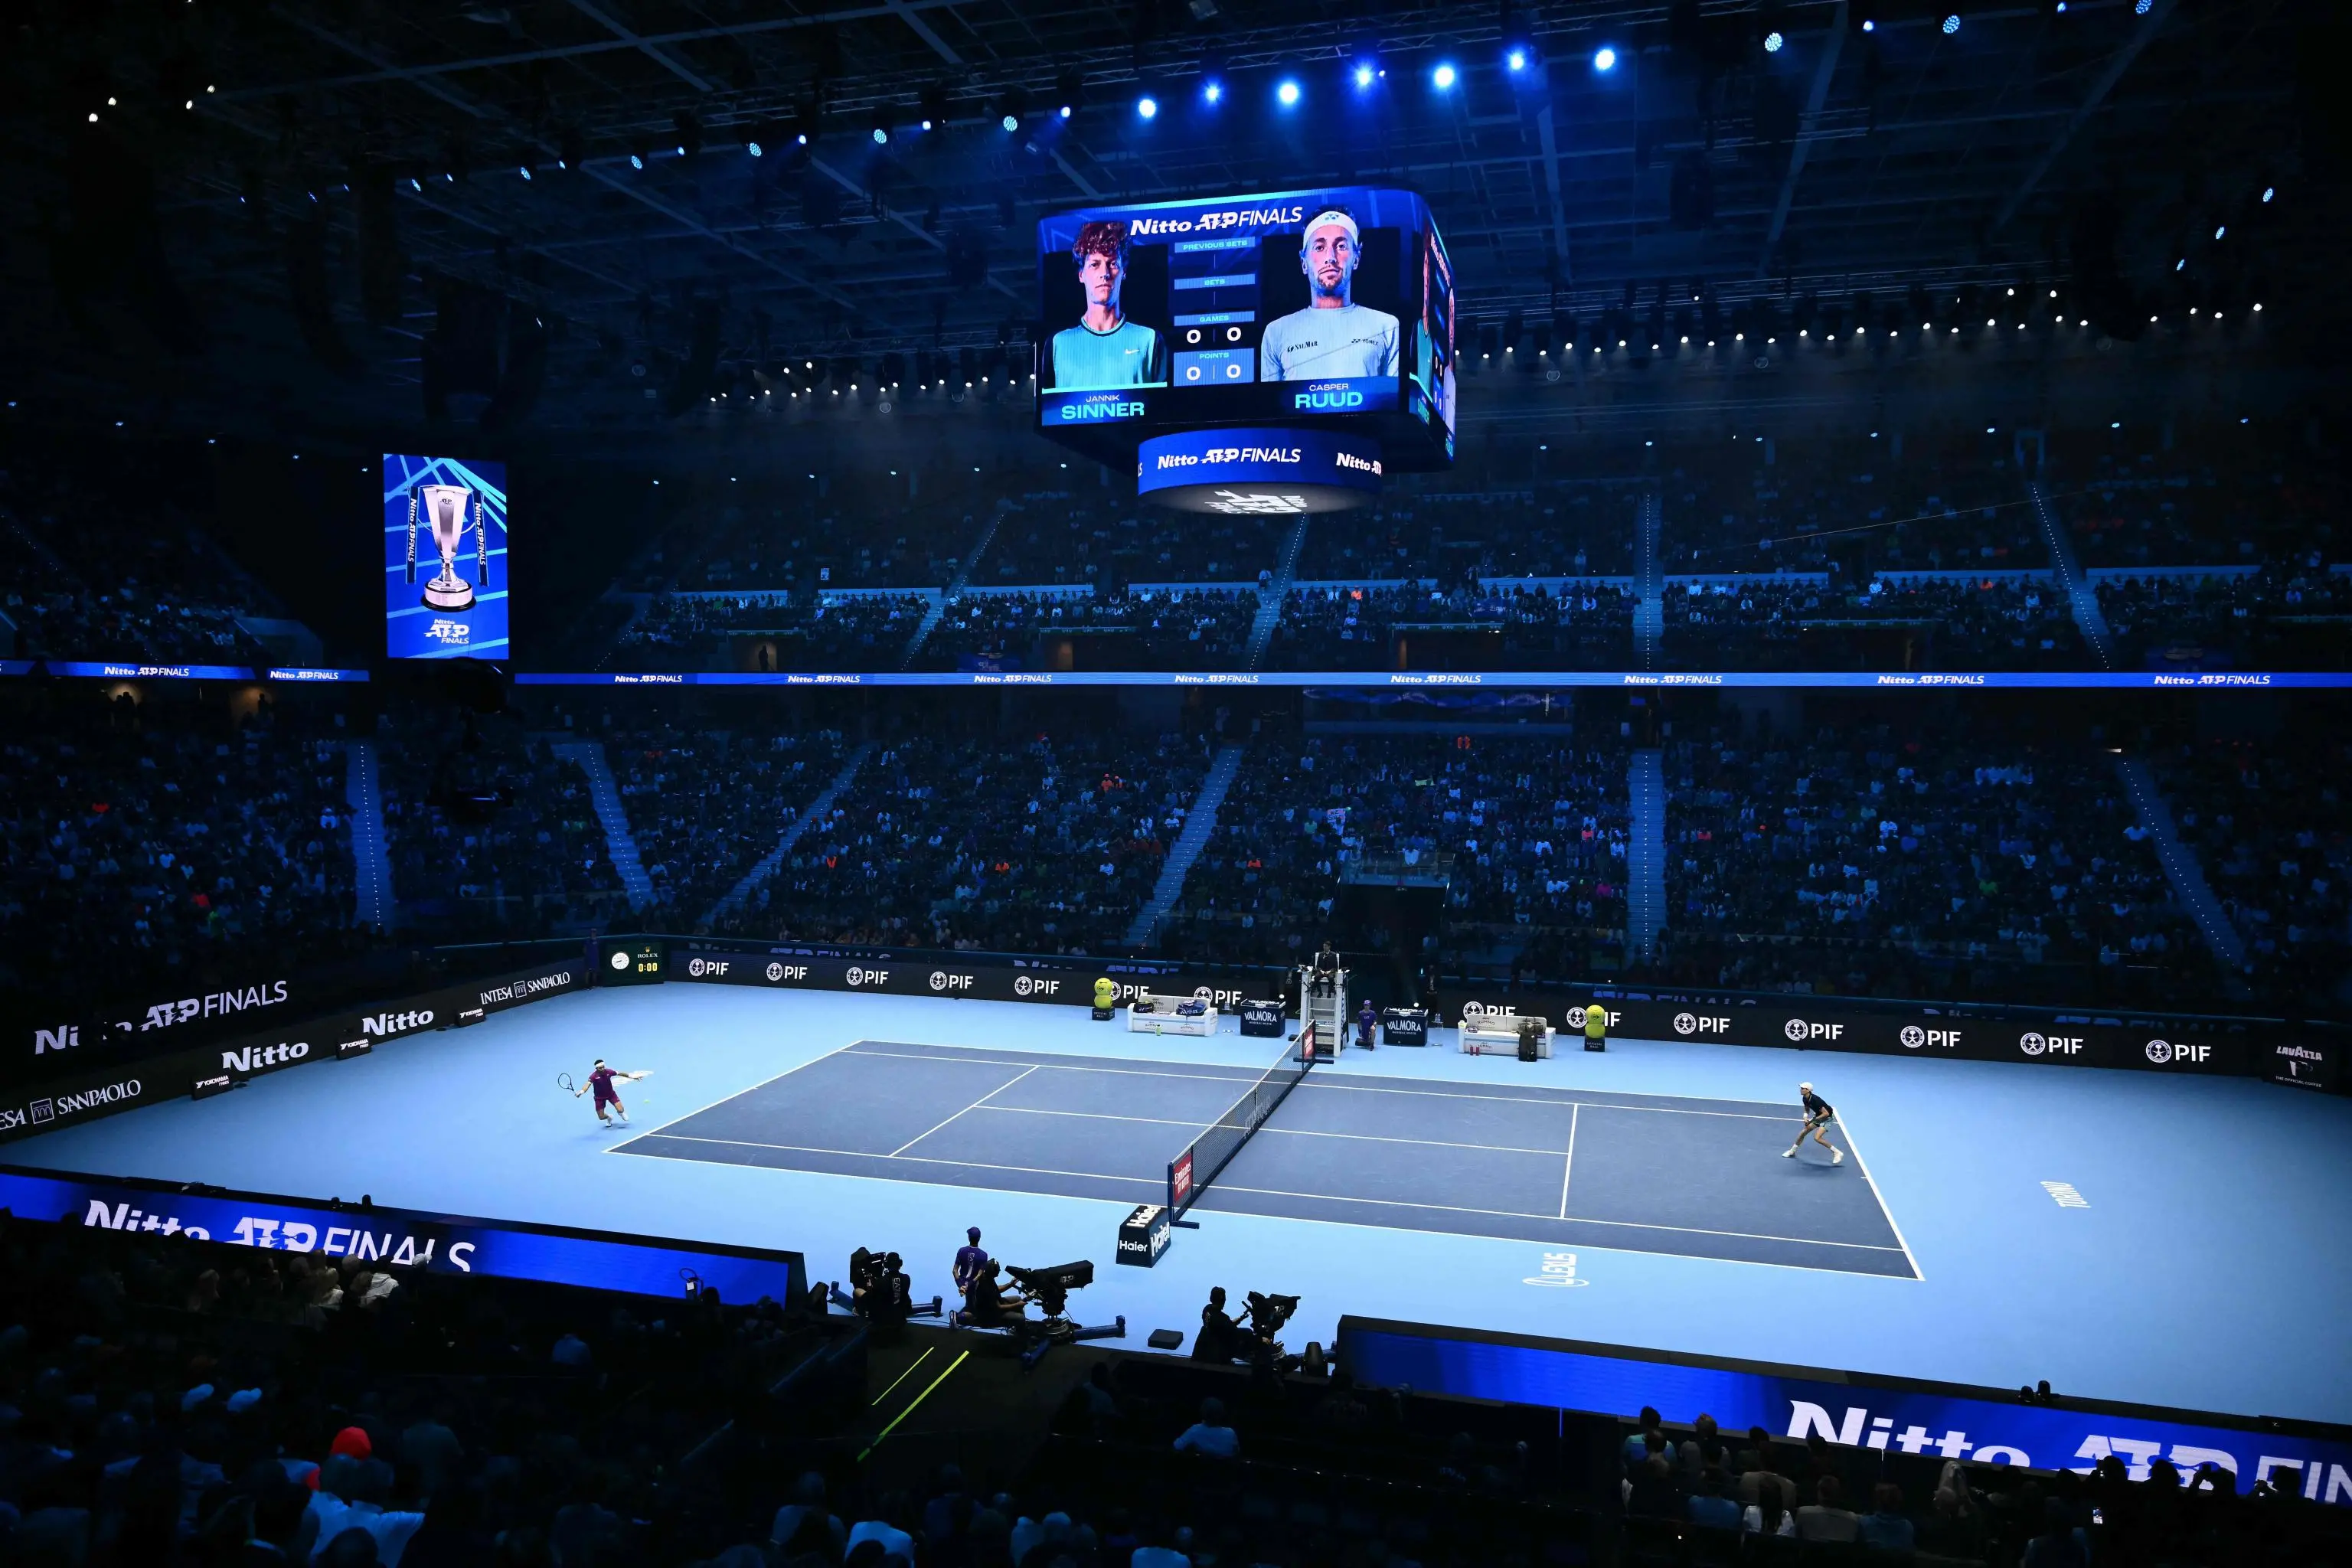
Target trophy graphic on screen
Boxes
[404,482,490,612]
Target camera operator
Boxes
[954,1260,1027,1330]
[1191,1285,1237,1361]
[871,1252,913,1333]
[1240,1291,1302,1376]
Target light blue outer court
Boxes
[8,984,2348,1424]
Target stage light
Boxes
[2214,225,2226,239]
[920,119,933,131]
[1137,95,1158,119]
[1432,62,1458,90]
[1204,80,1222,103]
[1764,31,1784,51]
[2135,0,2151,11]
[872,126,888,143]
[1862,18,1875,29]
[1508,47,1528,71]
[1277,78,1302,106]
[1001,113,1018,131]
[518,165,531,179]
[1354,63,1376,89]
[1942,13,1959,33]
[2262,186,2274,202]
[746,140,763,157]
[1593,46,1618,71]
[1058,104,1071,119]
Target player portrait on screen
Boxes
[1049,220,1167,390]
[1259,209,1401,382]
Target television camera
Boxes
[1240,1290,1304,1371]
[828,1247,942,1323]
[999,1259,1125,1370]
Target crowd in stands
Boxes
[611,596,933,674]
[0,1195,851,1568]
[5,675,2343,1019]
[714,729,1206,954]
[1164,732,1629,973]
[982,506,1287,589]
[2051,424,2337,570]
[1606,1404,2338,1566]
[916,591,1259,673]
[0,443,287,665]
[1661,577,2082,671]
[609,724,848,922]
[377,706,623,939]
[1648,717,2212,1008]
[668,495,975,594]
[1306,482,1642,582]
[0,691,364,1016]
[2157,739,2352,1013]
[1658,433,2043,577]
[2095,566,2352,670]
[1272,584,1635,671]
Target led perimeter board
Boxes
[1034,188,1456,475]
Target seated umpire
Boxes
[1311,941,1339,998]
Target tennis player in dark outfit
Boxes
[576,1059,645,1127]
[1784,1082,1844,1165]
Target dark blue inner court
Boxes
[616,1040,1916,1278]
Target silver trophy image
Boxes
[405,482,490,611]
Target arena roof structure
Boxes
[0,0,2334,438]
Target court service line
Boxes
[1559,1102,1579,1220]
[626,1131,1164,1190]
[887,1064,1038,1156]
[1211,1181,1909,1252]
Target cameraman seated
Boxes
[953,1260,1027,1330]
[1191,1285,1237,1361]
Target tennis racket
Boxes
[557,1072,576,1094]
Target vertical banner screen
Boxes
[384,455,509,659]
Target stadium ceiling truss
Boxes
[0,0,2321,434]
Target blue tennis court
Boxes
[616,1040,1917,1278]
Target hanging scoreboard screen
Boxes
[384,455,509,660]
[1034,187,1455,472]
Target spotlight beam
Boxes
[1756,1,1847,277]
[1989,0,2174,237]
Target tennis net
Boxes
[1166,1024,1317,1217]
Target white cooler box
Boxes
[1126,995,1219,1036]
[1459,1012,1554,1057]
